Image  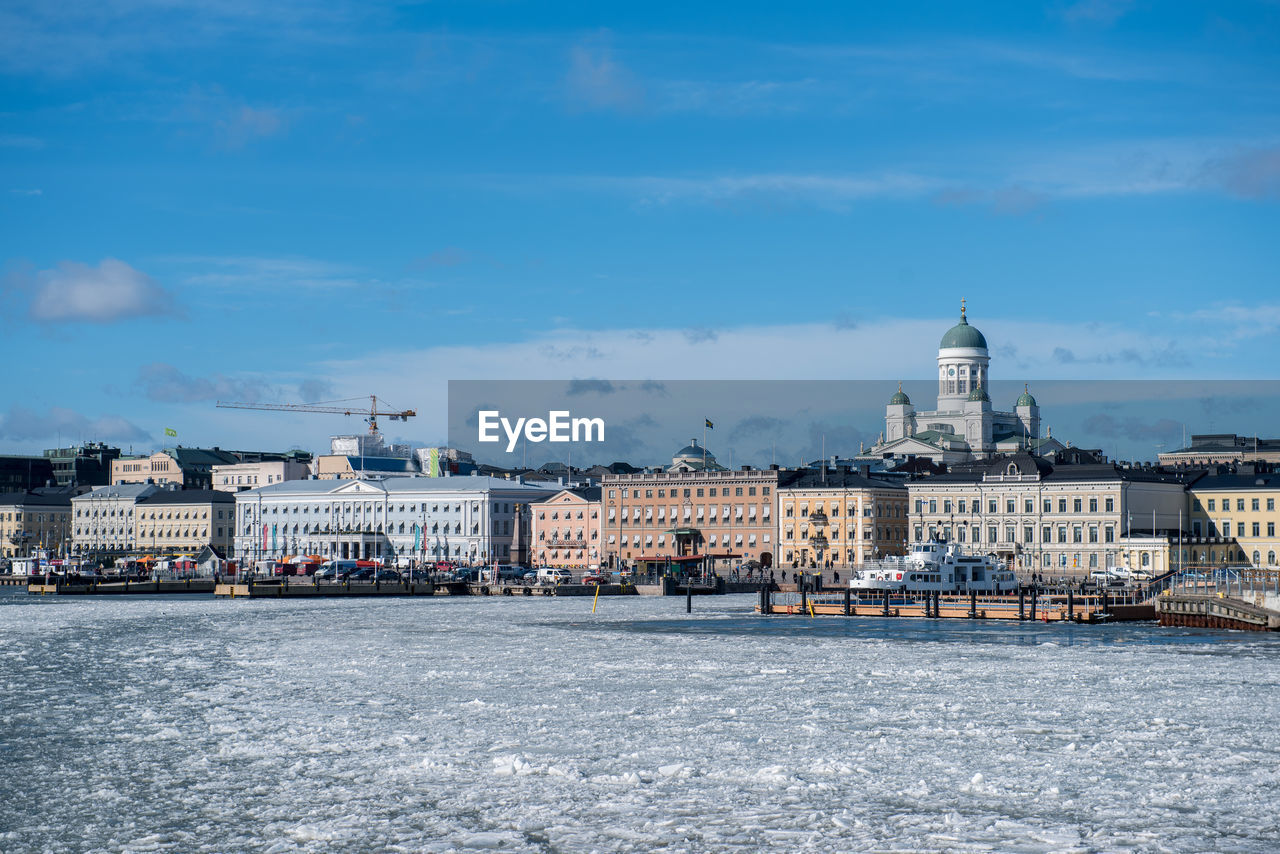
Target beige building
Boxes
[602,464,778,570]
[531,487,602,568]
[777,470,908,569]
[214,458,312,492]
[135,489,236,556]
[0,491,73,558]
[1186,466,1280,567]
[907,453,1189,577]
[111,447,240,489]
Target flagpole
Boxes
[703,420,707,470]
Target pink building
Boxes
[531,487,602,569]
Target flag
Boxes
[164,427,177,437]
[705,419,714,429]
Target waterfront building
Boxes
[906,453,1189,576]
[42,442,120,487]
[776,469,908,569]
[531,487,602,568]
[601,456,778,569]
[110,447,241,489]
[232,474,559,566]
[1158,433,1280,467]
[1186,465,1280,567]
[0,490,73,558]
[135,489,236,557]
[0,454,56,493]
[870,302,1062,463]
[71,483,162,556]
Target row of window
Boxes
[607,505,768,522]
[1199,497,1278,512]
[1203,521,1277,538]
[784,527,904,542]
[242,501,505,518]
[916,524,1118,544]
[609,486,770,499]
[606,533,769,547]
[915,497,1117,515]
[784,504,900,518]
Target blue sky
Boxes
[2,0,1278,460]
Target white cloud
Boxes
[565,40,644,111]
[27,258,180,323]
[0,404,151,443]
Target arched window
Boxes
[1141,552,1150,567]
[1268,551,1276,566]
[1252,550,1261,567]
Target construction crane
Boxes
[216,394,416,435]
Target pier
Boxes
[758,586,1150,623]
[1155,567,1280,631]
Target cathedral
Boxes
[869,301,1062,464]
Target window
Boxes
[958,500,967,513]
[1089,498,1098,513]
[734,487,743,497]
[1238,499,1246,512]
[1058,499,1067,513]
[1073,527,1083,543]
[1105,498,1114,512]
[1268,499,1275,511]
[1005,500,1015,513]
[1005,526,1015,542]
[1253,522,1261,537]
[1252,498,1260,511]
[928,500,936,513]
[988,500,997,513]
[1073,498,1082,513]
[1024,499,1033,513]
[988,526,997,543]
[1105,526,1114,543]
[1043,499,1051,513]
[1208,499,1216,511]
[915,500,923,514]
[1024,526,1033,543]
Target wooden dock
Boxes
[28,578,218,595]
[758,587,1155,624]
[1157,592,1280,631]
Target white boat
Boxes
[849,541,1019,595]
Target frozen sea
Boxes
[0,589,1277,853]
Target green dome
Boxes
[968,385,990,402]
[1016,385,1037,407]
[939,311,988,350]
[889,384,911,406]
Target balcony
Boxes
[809,512,828,526]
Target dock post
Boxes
[686,582,692,614]
[800,586,807,615]
[1100,587,1108,615]
[1067,589,1074,620]
[969,589,977,619]
[1018,588,1026,621]
[1030,586,1038,621]
[843,587,851,617]
[882,590,890,617]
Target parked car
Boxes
[496,564,527,582]
[520,570,538,582]
[347,567,376,581]
[375,569,402,582]
[313,565,339,580]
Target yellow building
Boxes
[0,491,73,558]
[110,447,240,489]
[777,470,908,569]
[135,489,236,557]
[1187,466,1280,567]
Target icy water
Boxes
[1,590,1277,853]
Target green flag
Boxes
[164,427,177,438]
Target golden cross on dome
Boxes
[961,297,966,319]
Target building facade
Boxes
[1158,434,1280,467]
[71,483,161,556]
[531,488,602,568]
[135,489,236,556]
[233,475,558,566]
[1187,466,1280,567]
[776,470,908,568]
[907,454,1189,576]
[601,466,778,569]
[0,491,73,558]
[0,455,56,494]
[110,447,241,489]
[213,458,312,492]
[43,443,120,487]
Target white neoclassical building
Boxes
[872,301,1059,463]
[232,474,559,567]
